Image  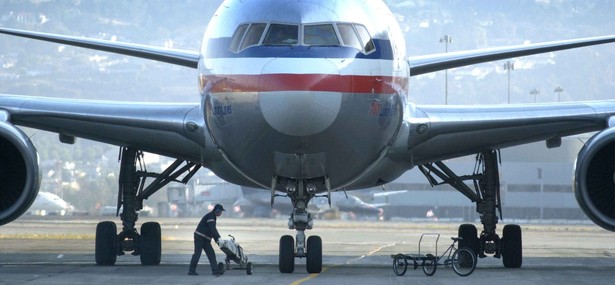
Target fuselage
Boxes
[198,0,409,191]
[27,192,72,216]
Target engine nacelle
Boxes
[0,121,40,226]
[574,128,615,231]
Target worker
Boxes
[188,204,225,276]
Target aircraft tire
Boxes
[501,224,522,268]
[279,235,295,273]
[95,221,117,265]
[306,235,322,273]
[140,222,161,265]
[458,224,480,255]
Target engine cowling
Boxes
[0,121,40,226]
[574,128,615,231]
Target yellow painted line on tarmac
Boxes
[289,267,331,285]
[290,242,397,285]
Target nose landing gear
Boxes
[276,177,325,273]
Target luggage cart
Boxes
[391,233,476,277]
[218,235,253,275]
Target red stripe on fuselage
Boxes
[202,74,408,94]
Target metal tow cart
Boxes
[218,235,253,275]
[392,233,477,277]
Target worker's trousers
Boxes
[189,233,218,274]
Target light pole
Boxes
[440,35,452,104]
[554,86,564,102]
[503,61,514,104]
[530,88,540,103]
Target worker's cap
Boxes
[214,204,225,211]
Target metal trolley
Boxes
[391,233,477,277]
[218,235,253,275]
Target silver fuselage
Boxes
[199,0,409,190]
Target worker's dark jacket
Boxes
[194,211,221,242]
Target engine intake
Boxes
[0,121,40,226]
[574,128,615,231]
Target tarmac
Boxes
[1,216,614,284]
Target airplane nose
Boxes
[259,58,341,136]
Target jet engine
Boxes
[574,128,615,232]
[0,121,41,226]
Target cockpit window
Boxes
[240,23,267,50]
[336,23,362,50]
[228,22,376,54]
[355,24,375,53]
[229,24,248,52]
[304,24,339,46]
[263,24,299,45]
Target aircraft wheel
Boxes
[306,235,322,273]
[502,224,522,268]
[458,224,480,256]
[279,235,295,273]
[95,221,117,265]
[140,222,161,265]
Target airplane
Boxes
[233,187,383,219]
[315,193,385,220]
[233,187,297,218]
[26,191,74,217]
[1,0,615,274]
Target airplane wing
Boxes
[0,95,204,161]
[0,27,207,161]
[2,27,614,173]
[408,35,615,76]
[402,35,615,165]
[405,101,615,165]
[0,27,200,68]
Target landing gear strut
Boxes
[95,147,200,265]
[276,177,324,273]
[419,149,522,268]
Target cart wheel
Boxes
[422,254,437,276]
[451,247,476,277]
[246,262,253,275]
[392,254,407,276]
[217,262,225,274]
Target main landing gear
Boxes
[95,147,201,266]
[419,149,522,268]
[275,177,326,273]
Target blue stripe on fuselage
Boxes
[205,38,394,60]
